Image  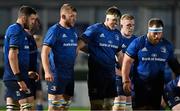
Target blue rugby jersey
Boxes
[121,35,137,53]
[3,23,30,81]
[82,23,123,77]
[126,35,175,79]
[43,23,78,79]
[27,33,38,72]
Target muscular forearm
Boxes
[41,45,51,73]
[77,39,87,53]
[121,54,134,83]
[8,48,20,74]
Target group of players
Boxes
[3,3,180,111]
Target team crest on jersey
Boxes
[16,91,21,97]
[121,44,126,48]
[70,39,74,43]
[151,53,157,57]
[50,86,57,91]
[100,33,105,38]
[108,40,112,44]
[141,47,148,52]
[62,33,67,38]
[115,34,120,40]
[25,37,28,40]
[160,47,166,53]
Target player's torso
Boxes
[88,24,122,66]
[3,24,30,80]
[136,37,170,78]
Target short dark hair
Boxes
[105,6,121,18]
[148,18,164,27]
[18,5,37,17]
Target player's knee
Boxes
[90,100,104,110]
[104,98,113,110]
[20,103,32,110]
[6,104,20,111]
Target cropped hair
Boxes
[120,14,134,21]
[148,18,164,27]
[60,3,77,14]
[18,5,36,17]
[105,6,121,18]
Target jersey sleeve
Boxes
[9,26,21,48]
[125,38,139,59]
[43,28,57,47]
[167,43,180,74]
[80,25,97,43]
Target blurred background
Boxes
[0,0,180,109]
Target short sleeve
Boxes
[81,25,97,42]
[43,28,57,47]
[126,38,139,59]
[9,27,21,48]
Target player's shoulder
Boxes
[6,23,22,34]
[161,38,174,49]
[132,35,146,43]
[87,23,102,30]
[46,23,61,35]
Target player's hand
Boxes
[28,71,39,81]
[45,72,54,82]
[123,80,131,96]
[17,81,28,91]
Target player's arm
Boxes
[121,53,134,95]
[8,47,28,91]
[77,37,88,54]
[41,45,53,81]
[168,57,180,75]
[115,51,124,76]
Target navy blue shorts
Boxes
[4,80,34,101]
[132,77,164,109]
[48,77,74,96]
[88,76,117,100]
[163,77,180,109]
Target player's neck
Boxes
[16,19,24,28]
[121,31,132,38]
[59,21,70,29]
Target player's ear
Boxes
[21,16,27,24]
[62,14,66,19]
[120,24,123,28]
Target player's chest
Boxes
[138,45,168,62]
[95,31,121,45]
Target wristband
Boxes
[15,73,23,82]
